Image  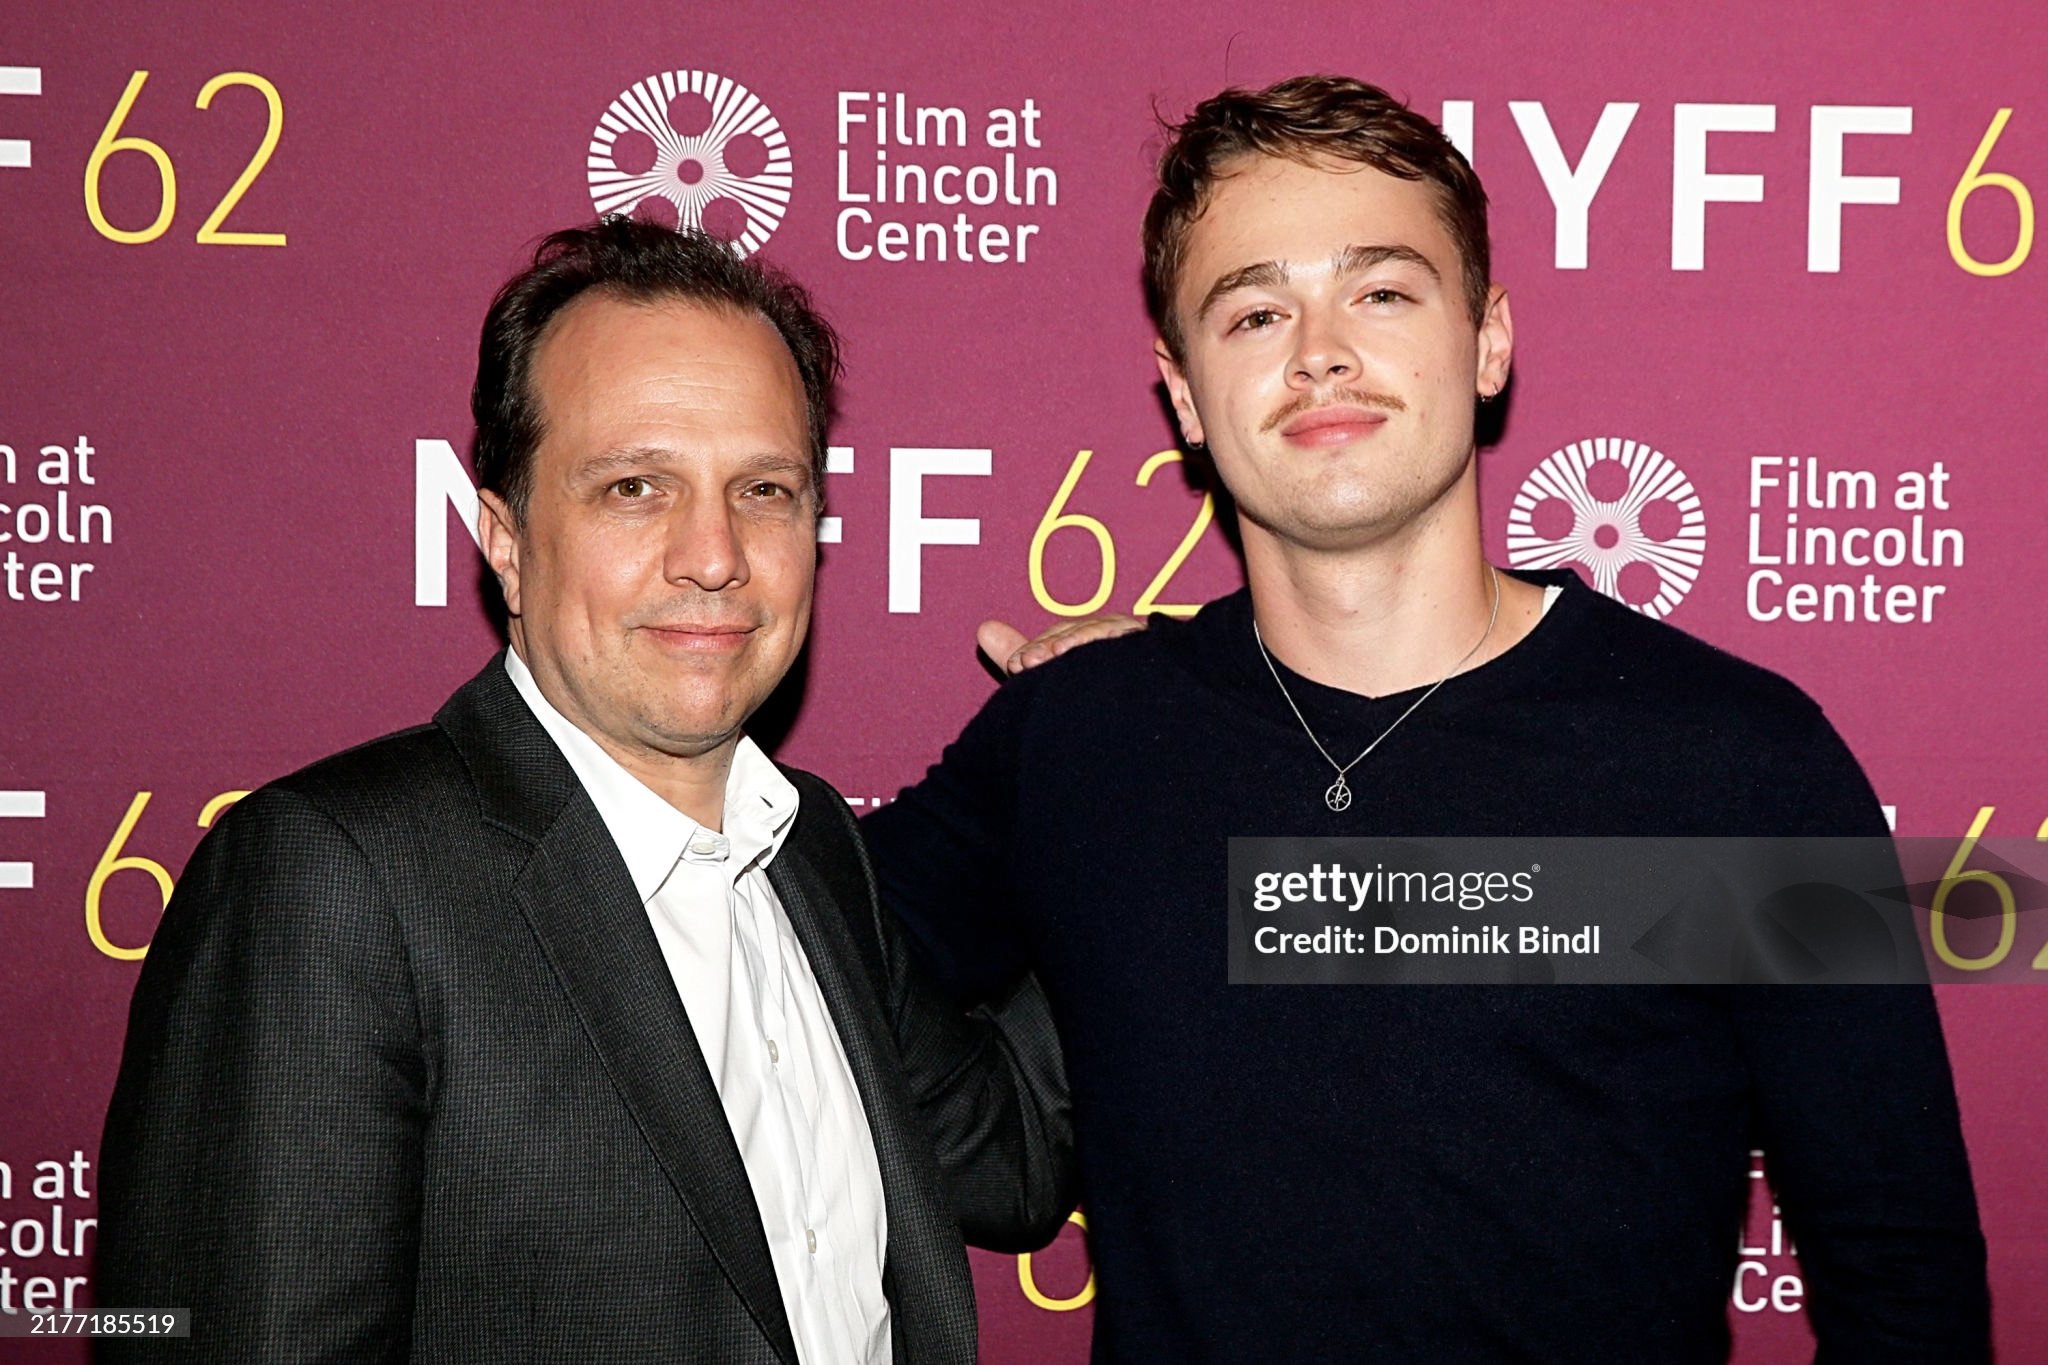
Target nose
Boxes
[1288,307,1360,390]
[664,490,749,592]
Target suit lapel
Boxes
[439,658,800,1365]
[769,816,972,1361]
[768,838,909,1168]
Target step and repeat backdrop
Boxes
[3,1,2045,1358]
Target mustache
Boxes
[1260,388,1407,434]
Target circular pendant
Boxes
[1325,777,1352,812]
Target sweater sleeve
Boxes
[793,771,1075,1252]
[861,671,1041,1006]
[1730,707,1989,1361]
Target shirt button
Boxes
[805,1228,817,1255]
[767,1039,780,1064]
[687,833,719,856]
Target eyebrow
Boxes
[572,447,671,479]
[571,446,813,483]
[1194,243,1442,323]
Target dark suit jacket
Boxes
[96,657,1073,1362]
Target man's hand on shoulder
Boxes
[978,613,1149,676]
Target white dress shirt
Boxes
[505,649,891,1364]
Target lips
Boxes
[1279,405,1389,446]
[639,622,758,652]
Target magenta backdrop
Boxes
[3,1,2044,1358]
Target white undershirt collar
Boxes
[503,647,799,902]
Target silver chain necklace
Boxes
[1253,564,1501,812]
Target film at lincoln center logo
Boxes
[587,71,792,256]
[1505,438,1707,618]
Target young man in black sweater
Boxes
[863,76,1988,1361]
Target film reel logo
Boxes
[1505,438,1707,618]
[587,71,792,256]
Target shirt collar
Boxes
[504,648,800,902]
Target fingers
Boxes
[996,615,1149,674]
[977,620,1031,671]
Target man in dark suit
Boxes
[97,218,1072,1362]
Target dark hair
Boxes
[472,217,840,521]
[1142,75,1491,360]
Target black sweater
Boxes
[863,570,1987,1363]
